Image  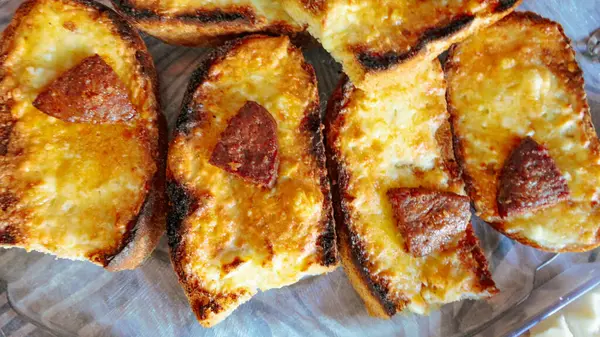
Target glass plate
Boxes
[1,0,600,336]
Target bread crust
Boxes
[0,0,166,271]
[111,0,304,47]
[325,75,497,317]
[446,11,600,253]
[167,35,337,326]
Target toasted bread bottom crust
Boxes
[0,0,165,271]
[111,0,304,47]
[446,11,600,253]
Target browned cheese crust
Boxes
[111,0,305,46]
[446,11,600,252]
[325,74,496,318]
[0,0,166,271]
[167,35,337,327]
[281,0,522,90]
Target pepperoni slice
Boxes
[209,101,279,188]
[497,137,569,217]
[387,188,471,257]
[33,54,135,124]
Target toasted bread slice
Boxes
[446,12,600,252]
[0,0,166,271]
[167,35,337,327]
[111,0,303,46]
[281,0,521,90]
[325,61,496,317]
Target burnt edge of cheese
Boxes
[110,0,303,47]
[497,137,569,218]
[387,187,471,257]
[0,0,166,271]
[209,101,280,188]
[325,75,498,316]
[112,0,256,24]
[32,54,135,124]
[356,15,474,72]
[167,35,337,305]
[354,0,520,72]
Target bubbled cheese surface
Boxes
[334,61,491,313]
[168,36,331,301]
[281,0,510,87]
[0,0,157,263]
[447,13,600,250]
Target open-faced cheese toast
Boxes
[0,0,166,271]
[111,0,303,46]
[325,61,497,317]
[446,12,600,252]
[167,35,337,327]
[281,0,521,90]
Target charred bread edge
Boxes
[0,0,166,271]
[166,34,337,324]
[355,0,521,72]
[325,74,497,317]
[446,11,600,253]
[111,0,303,47]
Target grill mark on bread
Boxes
[166,181,200,251]
[356,15,474,71]
[111,0,302,47]
[111,0,255,23]
[494,0,520,13]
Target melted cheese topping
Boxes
[130,0,298,26]
[168,37,330,300]
[0,0,156,262]
[282,0,508,87]
[336,61,490,313]
[447,13,600,250]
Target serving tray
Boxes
[1,0,600,336]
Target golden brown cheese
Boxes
[281,0,520,90]
[0,0,159,264]
[447,12,600,251]
[167,35,336,327]
[328,61,496,314]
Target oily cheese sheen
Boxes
[280,0,521,90]
[447,12,600,252]
[0,0,161,268]
[167,35,336,327]
[326,61,496,316]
